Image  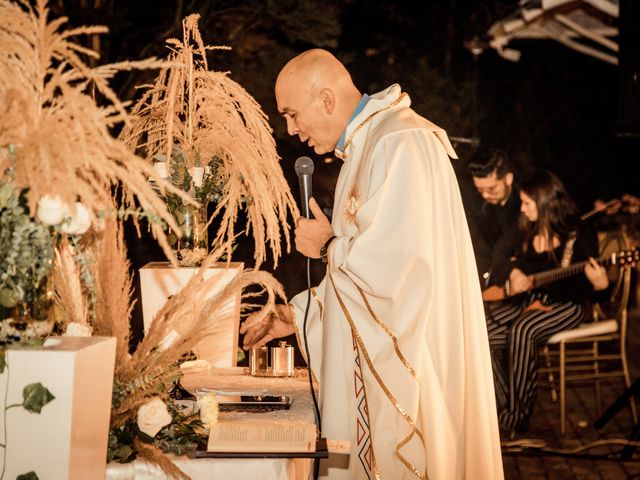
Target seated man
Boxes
[466,148,521,288]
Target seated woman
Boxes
[486,170,610,435]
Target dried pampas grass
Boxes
[120,14,298,268]
[112,250,285,426]
[90,215,285,428]
[134,439,190,480]
[89,216,135,363]
[0,0,189,260]
[87,214,286,477]
[52,240,89,329]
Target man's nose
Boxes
[286,117,297,136]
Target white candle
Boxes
[189,166,205,188]
[153,161,169,179]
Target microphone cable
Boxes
[302,256,322,479]
[294,155,322,477]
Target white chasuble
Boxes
[291,84,504,480]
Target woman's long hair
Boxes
[519,170,579,260]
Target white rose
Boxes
[37,195,69,225]
[63,322,92,337]
[189,166,205,188]
[158,329,179,352]
[197,392,219,430]
[153,161,169,179]
[60,202,92,235]
[137,398,172,437]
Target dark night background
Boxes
[47,0,639,338]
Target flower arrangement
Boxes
[0,0,189,337]
[0,1,201,477]
[120,14,298,268]
[152,147,226,265]
[90,218,283,477]
[1,2,295,478]
[0,0,184,252]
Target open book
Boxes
[206,420,318,453]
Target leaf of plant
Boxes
[17,472,39,480]
[0,350,5,374]
[0,288,17,308]
[22,383,55,413]
[0,184,12,208]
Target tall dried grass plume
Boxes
[52,239,90,329]
[119,14,298,268]
[91,216,285,476]
[0,0,188,259]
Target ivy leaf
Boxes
[17,472,39,480]
[22,383,55,413]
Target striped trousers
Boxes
[486,298,584,432]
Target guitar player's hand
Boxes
[509,268,533,295]
[584,257,609,291]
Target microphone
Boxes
[294,156,314,218]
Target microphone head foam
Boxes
[294,156,314,176]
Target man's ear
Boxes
[505,172,514,186]
[319,88,335,114]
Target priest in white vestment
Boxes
[241,49,503,480]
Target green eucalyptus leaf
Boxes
[16,472,39,480]
[0,181,54,324]
[22,382,55,413]
[0,184,12,208]
[116,444,133,460]
[0,288,17,308]
[236,346,246,364]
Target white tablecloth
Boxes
[106,367,315,480]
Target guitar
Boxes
[482,248,639,302]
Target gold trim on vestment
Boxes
[328,273,427,480]
[352,279,428,471]
[311,287,323,321]
[352,279,417,379]
[335,94,407,233]
[334,93,408,161]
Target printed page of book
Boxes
[207,420,317,453]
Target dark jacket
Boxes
[466,185,521,286]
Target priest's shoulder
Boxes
[371,105,447,141]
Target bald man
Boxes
[241,49,503,479]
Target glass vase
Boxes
[172,204,209,266]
